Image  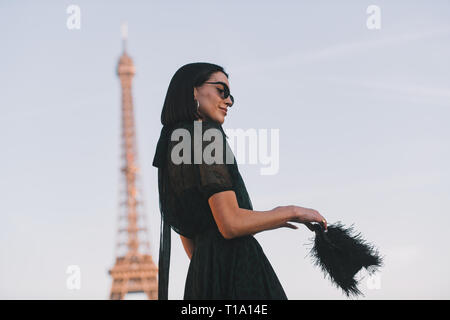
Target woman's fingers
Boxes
[283,222,298,230]
[318,216,327,231]
[305,222,315,232]
[309,209,327,231]
[286,206,328,231]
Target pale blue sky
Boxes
[1,0,449,299]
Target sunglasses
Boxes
[204,81,234,107]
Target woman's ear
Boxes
[193,87,198,100]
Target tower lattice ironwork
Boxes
[108,23,158,300]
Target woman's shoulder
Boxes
[166,119,234,166]
[171,119,222,129]
[170,120,227,139]
[154,120,225,169]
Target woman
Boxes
[152,62,327,300]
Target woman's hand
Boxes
[292,205,327,231]
[275,205,327,232]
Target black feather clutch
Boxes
[307,221,384,297]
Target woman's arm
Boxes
[180,234,195,260]
[208,190,327,239]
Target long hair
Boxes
[160,62,229,126]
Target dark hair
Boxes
[160,62,229,126]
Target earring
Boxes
[196,99,200,112]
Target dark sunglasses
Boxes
[204,81,234,106]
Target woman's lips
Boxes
[219,108,227,115]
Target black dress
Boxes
[152,119,287,300]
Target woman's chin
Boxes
[217,116,225,124]
[210,114,225,124]
[217,112,226,124]
[203,112,225,124]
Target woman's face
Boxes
[194,71,233,124]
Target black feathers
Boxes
[307,221,384,297]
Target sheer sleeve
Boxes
[197,157,234,201]
[165,121,235,236]
[168,123,234,205]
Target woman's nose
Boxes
[225,95,234,107]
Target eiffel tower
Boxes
[108,23,158,300]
